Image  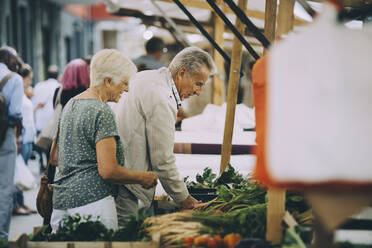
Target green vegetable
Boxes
[282,228,307,248]
[184,163,245,189]
[31,210,150,242]
[286,191,310,215]
[48,214,114,241]
[214,163,244,186]
[112,208,151,241]
[0,237,7,248]
[193,203,267,238]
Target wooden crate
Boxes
[8,233,159,248]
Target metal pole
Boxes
[206,0,260,60]
[172,0,231,65]
[296,0,316,18]
[150,0,192,46]
[224,0,270,48]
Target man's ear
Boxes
[178,67,187,78]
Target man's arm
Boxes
[145,99,189,203]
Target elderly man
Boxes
[115,47,216,225]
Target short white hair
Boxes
[169,47,216,77]
[90,49,137,87]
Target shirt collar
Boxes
[164,68,182,109]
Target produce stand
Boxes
[17,0,372,247]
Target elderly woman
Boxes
[50,49,158,231]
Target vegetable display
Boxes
[32,209,150,242]
[29,164,313,248]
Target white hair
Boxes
[90,49,137,87]
[169,47,216,77]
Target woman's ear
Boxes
[104,77,112,87]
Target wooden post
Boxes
[219,0,247,174]
[263,0,277,54]
[212,0,225,106]
[266,188,286,243]
[277,0,295,37]
[265,0,295,244]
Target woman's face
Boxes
[109,79,129,103]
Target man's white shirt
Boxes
[32,78,60,132]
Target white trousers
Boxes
[51,195,118,232]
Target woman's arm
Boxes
[96,137,157,189]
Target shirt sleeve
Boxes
[8,74,24,120]
[95,105,119,144]
[145,99,189,203]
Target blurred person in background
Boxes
[133,37,166,71]
[53,57,90,109]
[19,64,36,164]
[12,137,36,215]
[0,46,23,239]
[33,65,60,171]
[33,65,60,133]
[11,64,36,216]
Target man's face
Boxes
[175,64,210,101]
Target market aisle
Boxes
[9,159,43,240]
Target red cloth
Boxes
[61,59,90,90]
[252,55,274,186]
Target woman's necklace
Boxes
[88,88,103,102]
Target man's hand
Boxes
[181,195,198,209]
[14,123,22,138]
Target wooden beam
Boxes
[116,8,211,27]
[212,0,225,106]
[220,0,247,174]
[224,38,263,47]
[156,0,309,26]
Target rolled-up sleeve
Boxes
[145,100,189,203]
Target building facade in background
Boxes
[0,0,95,84]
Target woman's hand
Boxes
[140,172,158,189]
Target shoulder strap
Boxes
[44,127,59,177]
[0,72,15,91]
[56,86,63,105]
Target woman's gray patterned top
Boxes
[53,98,124,210]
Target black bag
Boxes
[0,72,14,146]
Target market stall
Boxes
[8,0,372,248]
